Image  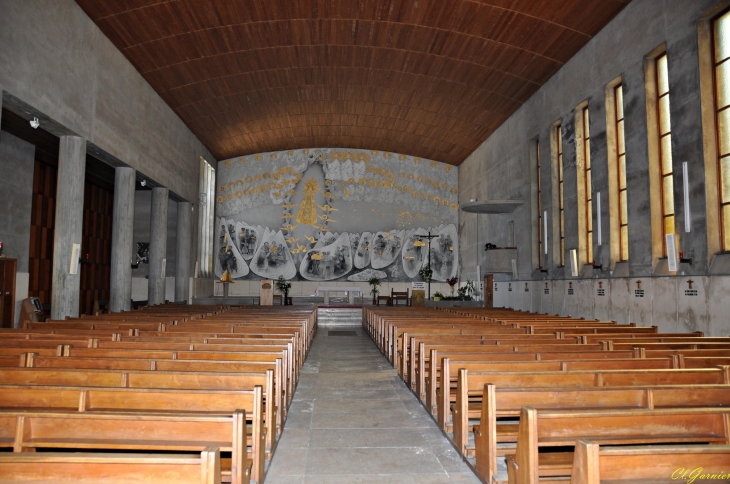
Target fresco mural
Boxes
[215,148,458,281]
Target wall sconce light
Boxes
[29,117,39,129]
[140,179,147,187]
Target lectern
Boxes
[260,279,273,305]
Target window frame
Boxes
[644,44,677,272]
[614,84,630,261]
[606,77,629,267]
[582,106,593,264]
[712,8,730,252]
[655,53,676,257]
[550,122,565,267]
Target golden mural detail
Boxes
[295,178,320,226]
[330,151,370,163]
[255,154,263,161]
[237,157,246,164]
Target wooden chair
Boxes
[376,295,392,306]
[391,288,410,306]
[272,295,292,305]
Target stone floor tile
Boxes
[302,473,452,483]
[304,447,444,475]
[266,447,308,476]
[308,428,426,448]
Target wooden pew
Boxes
[0,365,282,450]
[0,448,222,484]
[445,366,730,435]
[0,384,266,483]
[570,440,730,484]
[0,410,249,484]
[510,407,730,484]
[471,384,730,483]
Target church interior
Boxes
[1,0,730,482]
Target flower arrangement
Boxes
[418,265,433,283]
[446,277,458,296]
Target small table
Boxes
[215,281,234,298]
[315,286,363,305]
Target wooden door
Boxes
[0,259,17,328]
[483,274,494,308]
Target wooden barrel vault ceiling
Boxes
[75,0,630,165]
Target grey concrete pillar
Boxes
[175,201,192,303]
[51,136,86,319]
[148,187,169,305]
[109,167,136,312]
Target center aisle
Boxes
[266,325,480,483]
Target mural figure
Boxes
[295,178,320,226]
[402,228,428,278]
[249,229,297,279]
[371,230,404,269]
[354,232,371,269]
[214,220,249,277]
[299,233,353,281]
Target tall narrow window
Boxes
[714,10,730,250]
[614,85,629,260]
[656,53,675,256]
[197,157,216,278]
[558,126,565,265]
[581,106,593,263]
[537,140,543,263]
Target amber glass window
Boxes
[714,10,730,250]
[656,53,675,256]
[557,126,565,265]
[582,107,593,263]
[614,85,629,260]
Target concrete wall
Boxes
[0,130,34,324]
[0,0,215,203]
[459,0,730,335]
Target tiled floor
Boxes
[265,326,481,483]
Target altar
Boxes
[315,286,363,305]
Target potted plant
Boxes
[418,265,433,283]
[433,291,443,301]
[457,280,477,301]
[368,277,381,305]
[275,275,292,306]
[446,277,458,297]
